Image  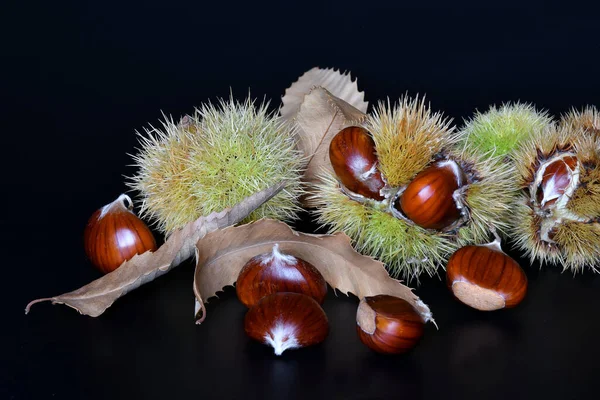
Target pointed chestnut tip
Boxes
[244,292,329,355]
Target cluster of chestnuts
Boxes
[311,97,517,284]
[235,244,425,355]
[82,194,426,355]
[81,102,600,357]
[329,126,466,232]
[328,125,529,312]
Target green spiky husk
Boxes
[309,98,515,283]
[128,96,304,234]
[460,102,553,159]
[512,124,600,273]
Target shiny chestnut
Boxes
[84,194,157,274]
[446,240,527,311]
[329,126,386,200]
[236,244,328,308]
[244,292,329,356]
[397,160,464,230]
[536,154,578,210]
[356,295,425,354]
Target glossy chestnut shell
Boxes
[236,244,328,308]
[244,292,329,356]
[397,160,463,230]
[536,154,578,210]
[329,126,386,200]
[83,194,157,274]
[446,243,528,311]
[356,295,425,354]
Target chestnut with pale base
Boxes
[446,238,527,311]
[356,295,425,354]
[236,244,328,308]
[244,292,329,356]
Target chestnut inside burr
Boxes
[329,125,470,234]
[329,126,386,201]
[529,152,586,245]
[533,153,579,212]
[392,159,467,232]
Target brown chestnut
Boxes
[244,292,329,356]
[236,244,328,308]
[397,160,464,230]
[356,295,425,354]
[329,126,386,200]
[536,154,578,210]
[84,194,157,274]
[446,239,527,311]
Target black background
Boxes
[3,1,600,399]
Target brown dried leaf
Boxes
[25,182,287,317]
[293,87,367,193]
[280,67,368,122]
[192,219,433,324]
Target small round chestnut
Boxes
[83,194,157,274]
[446,237,527,311]
[244,292,329,356]
[236,244,328,308]
[329,126,386,200]
[397,160,465,230]
[356,295,425,354]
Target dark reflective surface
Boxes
[3,1,600,399]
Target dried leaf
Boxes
[25,182,287,317]
[193,219,433,324]
[280,67,368,122]
[294,87,367,191]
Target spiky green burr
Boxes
[128,96,304,234]
[512,115,600,273]
[459,102,553,159]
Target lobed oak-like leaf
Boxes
[192,218,433,324]
[25,182,287,317]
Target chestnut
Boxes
[356,295,425,354]
[244,292,329,356]
[84,194,157,274]
[536,154,578,211]
[236,244,328,308]
[446,239,527,311]
[329,126,386,200]
[397,160,464,230]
